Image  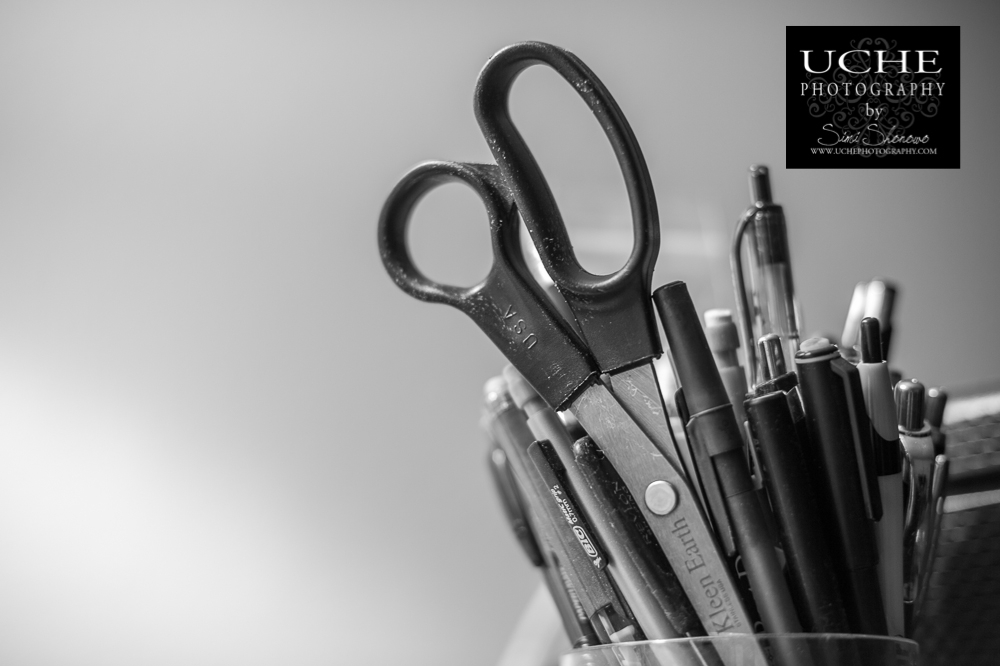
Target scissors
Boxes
[378,41,756,636]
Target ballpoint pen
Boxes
[913,454,948,627]
[506,366,711,641]
[486,442,602,647]
[654,280,802,634]
[895,379,936,634]
[864,280,898,361]
[856,318,905,636]
[704,309,783,547]
[523,438,642,644]
[731,165,803,385]
[926,387,949,456]
[794,338,887,635]
[744,335,850,633]
[483,377,607,647]
[538,437,708,641]
[840,280,899,361]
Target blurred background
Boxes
[0,1,996,664]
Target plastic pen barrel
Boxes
[745,391,850,633]
[654,280,802,634]
[483,377,600,647]
[794,338,888,636]
[857,317,905,637]
[745,166,801,370]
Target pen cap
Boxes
[653,281,729,414]
[895,380,926,432]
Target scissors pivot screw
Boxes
[644,480,677,515]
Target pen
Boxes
[557,436,707,640]
[704,309,749,436]
[483,377,604,647]
[504,366,708,641]
[486,442,601,647]
[895,379,936,632]
[840,281,869,361]
[857,318,905,637]
[794,337,887,635]
[864,280,898,361]
[731,166,803,385]
[654,280,802,634]
[523,438,642,644]
[913,454,948,628]
[487,442,545,567]
[926,387,949,456]
[744,336,850,633]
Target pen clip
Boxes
[832,358,883,521]
[684,405,739,558]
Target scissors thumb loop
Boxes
[378,161,515,310]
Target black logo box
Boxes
[786,26,960,169]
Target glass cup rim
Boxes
[563,632,920,653]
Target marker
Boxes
[857,318,905,637]
[794,338,887,635]
[654,281,802,634]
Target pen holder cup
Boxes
[560,634,918,666]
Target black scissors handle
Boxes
[475,42,661,374]
[377,160,596,410]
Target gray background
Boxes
[0,1,996,664]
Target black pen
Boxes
[504,366,711,641]
[744,336,850,633]
[895,379,936,633]
[925,387,949,456]
[532,438,707,641]
[794,337,887,635]
[654,280,802,634]
[483,378,603,648]
[485,441,604,647]
[857,318,905,636]
[864,280,898,361]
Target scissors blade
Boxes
[568,382,756,636]
[607,363,681,469]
